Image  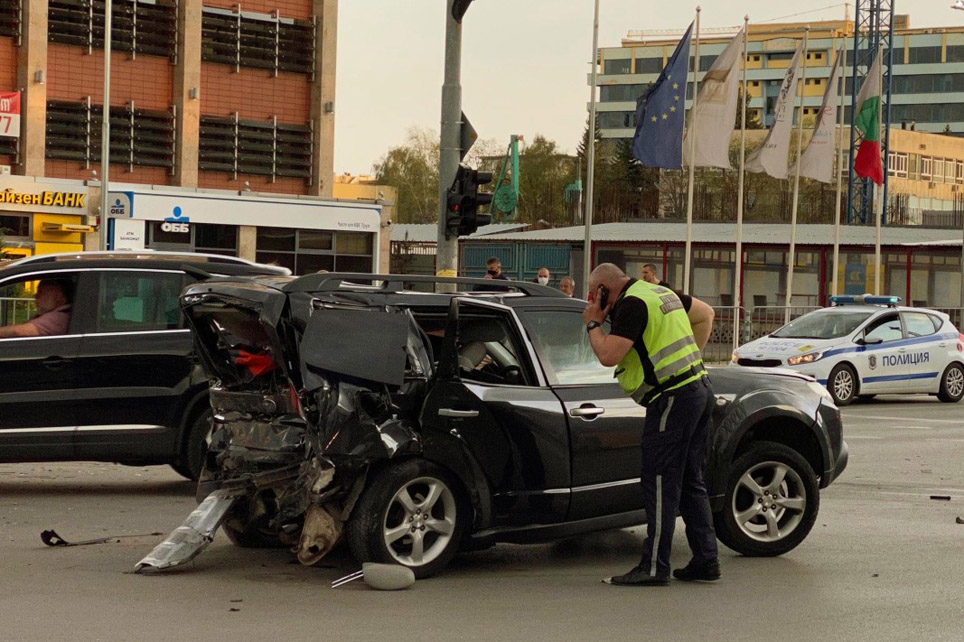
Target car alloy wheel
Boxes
[731,461,806,544]
[714,441,820,557]
[382,476,457,567]
[938,363,964,403]
[828,364,857,406]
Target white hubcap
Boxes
[382,476,456,567]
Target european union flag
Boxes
[631,23,693,169]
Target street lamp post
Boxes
[99,0,113,251]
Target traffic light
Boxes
[444,166,493,238]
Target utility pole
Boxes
[436,0,468,282]
[99,0,113,251]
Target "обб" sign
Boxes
[161,222,190,233]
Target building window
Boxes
[908,154,920,180]
[934,158,945,183]
[957,161,964,184]
[887,152,908,178]
[48,0,177,60]
[634,57,663,74]
[600,84,645,102]
[45,100,175,170]
[906,46,943,65]
[0,214,29,237]
[147,222,239,256]
[201,6,315,76]
[255,227,374,276]
[0,0,21,41]
[199,115,313,181]
[921,157,933,180]
[596,111,636,129]
[603,58,631,75]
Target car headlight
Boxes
[787,351,824,367]
[731,351,739,364]
[807,381,834,403]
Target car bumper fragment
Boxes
[134,488,242,573]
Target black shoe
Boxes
[672,560,721,582]
[603,565,669,586]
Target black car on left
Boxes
[0,251,288,479]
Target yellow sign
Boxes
[42,222,94,233]
[0,189,87,208]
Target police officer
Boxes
[583,263,719,586]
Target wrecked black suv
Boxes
[136,274,848,578]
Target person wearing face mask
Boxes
[534,267,551,287]
[473,256,512,292]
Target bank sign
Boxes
[0,92,20,139]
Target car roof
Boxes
[0,251,291,278]
[824,305,944,316]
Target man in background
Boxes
[559,276,575,297]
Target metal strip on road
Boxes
[842,414,964,424]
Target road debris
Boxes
[331,563,415,591]
[41,529,162,547]
[930,495,952,501]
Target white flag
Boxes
[683,28,744,169]
[746,44,804,179]
[795,48,844,183]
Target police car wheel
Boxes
[714,441,819,557]
[937,362,964,403]
[346,459,468,579]
[827,364,858,406]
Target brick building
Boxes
[0,0,385,274]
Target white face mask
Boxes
[538,276,549,286]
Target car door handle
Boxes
[42,356,70,370]
[569,406,606,418]
[438,409,480,419]
[898,348,907,353]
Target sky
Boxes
[335,1,962,176]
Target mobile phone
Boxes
[598,285,610,309]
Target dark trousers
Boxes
[638,377,718,578]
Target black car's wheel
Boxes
[937,362,964,403]
[170,408,212,481]
[714,441,819,557]
[346,460,466,579]
[827,363,857,406]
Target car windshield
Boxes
[771,310,872,340]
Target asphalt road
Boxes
[2,397,963,642]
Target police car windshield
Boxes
[771,310,873,340]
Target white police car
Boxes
[732,295,964,406]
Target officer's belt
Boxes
[633,364,704,407]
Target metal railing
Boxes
[0,297,36,326]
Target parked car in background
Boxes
[731,295,964,406]
[0,251,289,479]
[136,274,848,579]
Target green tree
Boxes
[373,127,440,224]
[735,84,764,130]
[515,135,576,227]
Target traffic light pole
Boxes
[436,0,463,282]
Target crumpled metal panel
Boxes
[134,489,241,573]
[312,381,421,465]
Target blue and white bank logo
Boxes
[109,198,126,217]
[161,206,191,233]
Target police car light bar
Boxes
[830,295,902,306]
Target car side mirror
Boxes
[856,337,882,346]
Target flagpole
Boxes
[582,0,601,296]
[683,6,701,295]
[874,41,884,295]
[785,27,809,324]
[733,16,749,349]
[832,37,846,299]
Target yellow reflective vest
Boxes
[614,280,706,404]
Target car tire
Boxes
[714,441,820,557]
[346,459,467,579]
[222,493,286,548]
[827,363,858,406]
[937,362,964,403]
[170,408,212,481]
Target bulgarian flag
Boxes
[853,51,884,185]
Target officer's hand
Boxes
[583,286,612,325]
